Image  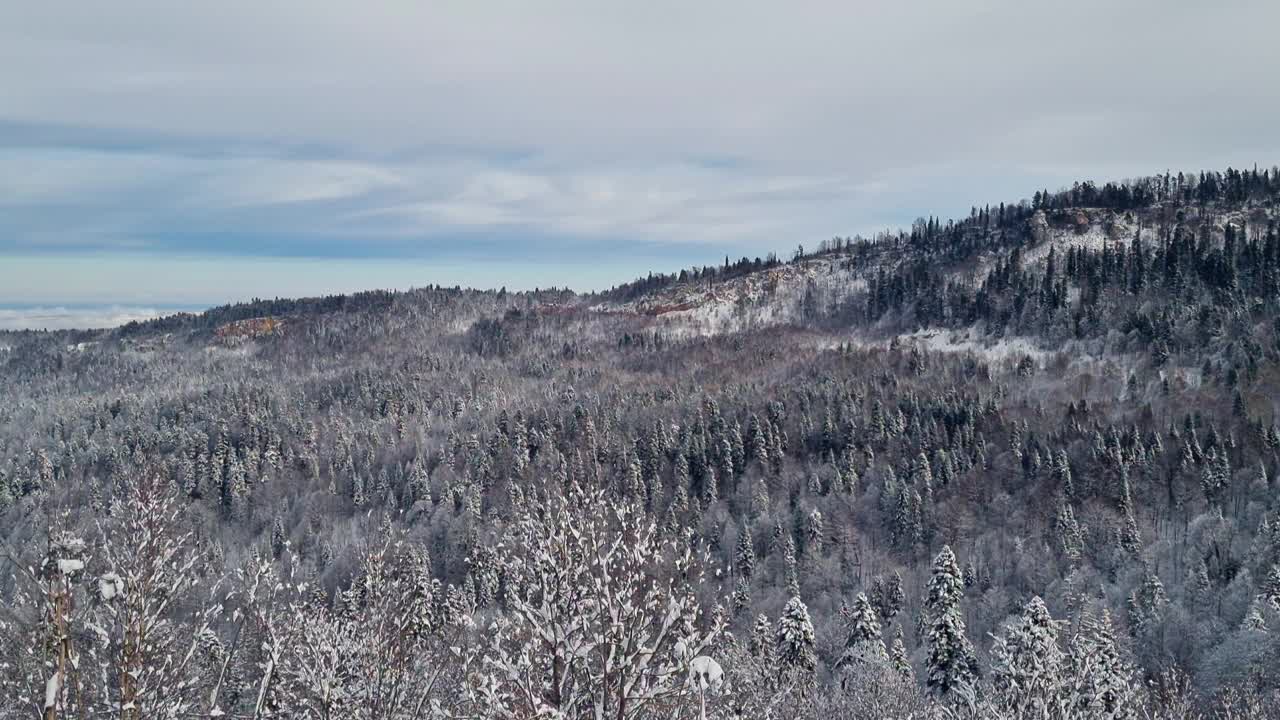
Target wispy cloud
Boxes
[0,142,891,255]
[353,165,870,243]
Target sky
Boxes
[2,1,1279,328]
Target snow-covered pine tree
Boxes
[1067,609,1141,719]
[1054,499,1084,563]
[989,596,1066,715]
[1053,449,1074,500]
[889,627,914,682]
[775,596,818,678]
[736,524,756,580]
[749,613,773,659]
[1262,563,1280,609]
[924,545,977,698]
[1127,568,1168,637]
[837,592,888,671]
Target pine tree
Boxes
[888,626,914,682]
[1116,463,1133,517]
[731,578,751,614]
[838,592,888,669]
[1241,598,1268,631]
[736,526,756,580]
[924,545,977,697]
[990,596,1065,714]
[1120,510,1141,555]
[783,538,801,598]
[1053,449,1075,499]
[1200,448,1231,505]
[1127,568,1168,637]
[875,572,905,622]
[892,488,923,552]
[270,514,287,559]
[775,596,817,677]
[1054,500,1084,563]
[749,614,773,659]
[804,508,824,554]
[1262,563,1280,610]
[1069,609,1139,719]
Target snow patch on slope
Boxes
[834,328,1052,363]
[594,254,870,337]
[1022,218,1132,268]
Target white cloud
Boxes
[5,1,1277,170]
[193,158,403,208]
[0,147,401,210]
[0,144,883,249]
[0,305,169,331]
[355,164,866,243]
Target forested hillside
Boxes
[3,167,1280,718]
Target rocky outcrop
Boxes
[214,316,283,342]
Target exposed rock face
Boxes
[214,316,283,342]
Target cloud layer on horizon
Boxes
[0,305,174,331]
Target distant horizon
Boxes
[5,161,1278,331]
[7,2,1278,329]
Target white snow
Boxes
[594,253,871,337]
[833,329,1051,364]
[56,558,84,575]
[99,572,125,601]
[902,329,1050,362]
[45,671,61,709]
[689,656,723,692]
[1022,222,1125,268]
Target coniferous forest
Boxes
[5,167,1280,718]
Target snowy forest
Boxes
[4,166,1280,718]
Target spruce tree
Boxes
[838,592,888,669]
[749,613,773,659]
[1262,562,1280,610]
[990,596,1065,713]
[1127,568,1168,636]
[736,526,756,580]
[1070,609,1139,719]
[776,596,817,676]
[889,627,914,682]
[924,545,977,697]
[1054,500,1084,563]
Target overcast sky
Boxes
[2,1,1278,325]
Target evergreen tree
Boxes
[1054,500,1084,563]
[1053,449,1074,499]
[736,525,756,580]
[1262,563,1280,610]
[775,596,818,677]
[1070,609,1140,719]
[924,545,977,697]
[838,592,888,670]
[1127,568,1168,637]
[749,613,773,659]
[889,627,914,682]
[990,596,1065,714]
